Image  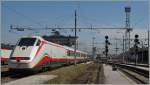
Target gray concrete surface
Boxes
[103,64,136,84]
[2,75,57,85]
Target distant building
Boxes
[129,47,148,64]
[42,31,78,47]
[1,43,14,50]
[118,47,148,64]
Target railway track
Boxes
[127,63,149,68]
[116,64,149,84]
[108,62,149,68]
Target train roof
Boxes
[21,36,87,54]
[63,45,87,54]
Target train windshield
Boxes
[18,38,36,46]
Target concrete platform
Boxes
[2,75,57,85]
[103,64,136,84]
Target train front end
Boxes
[8,36,41,70]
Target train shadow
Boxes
[9,71,34,78]
[1,63,84,78]
[1,71,10,77]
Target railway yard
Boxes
[1,1,150,84]
[1,61,149,84]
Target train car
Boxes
[1,48,12,65]
[8,36,88,71]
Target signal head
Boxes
[105,40,108,43]
[134,39,139,43]
[105,35,108,39]
[135,34,139,38]
[125,7,131,12]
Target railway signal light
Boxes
[105,45,108,52]
[105,40,108,43]
[105,48,108,53]
[134,34,140,65]
[105,45,108,48]
[105,35,108,39]
[134,35,140,44]
[105,35,110,61]
[134,34,140,45]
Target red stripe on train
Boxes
[0,48,11,50]
[1,58,9,61]
[34,55,83,67]
[35,41,44,57]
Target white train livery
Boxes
[8,36,88,70]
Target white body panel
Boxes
[1,49,12,59]
[8,36,88,69]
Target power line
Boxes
[6,7,43,27]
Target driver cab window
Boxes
[18,38,36,46]
[36,40,41,46]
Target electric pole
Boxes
[148,30,149,58]
[74,10,77,65]
[115,38,119,57]
[92,37,96,60]
[122,35,125,63]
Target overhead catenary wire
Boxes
[6,7,44,27]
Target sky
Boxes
[1,1,149,54]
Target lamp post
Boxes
[74,10,77,65]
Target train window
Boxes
[36,40,41,46]
[18,38,36,46]
[70,51,73,56]
[70,51,74,56]
[76,53,80,57]
[67,51,71,56]
[77,53,79,57]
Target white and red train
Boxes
[1,48,12,65]
[8,36,88,71]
